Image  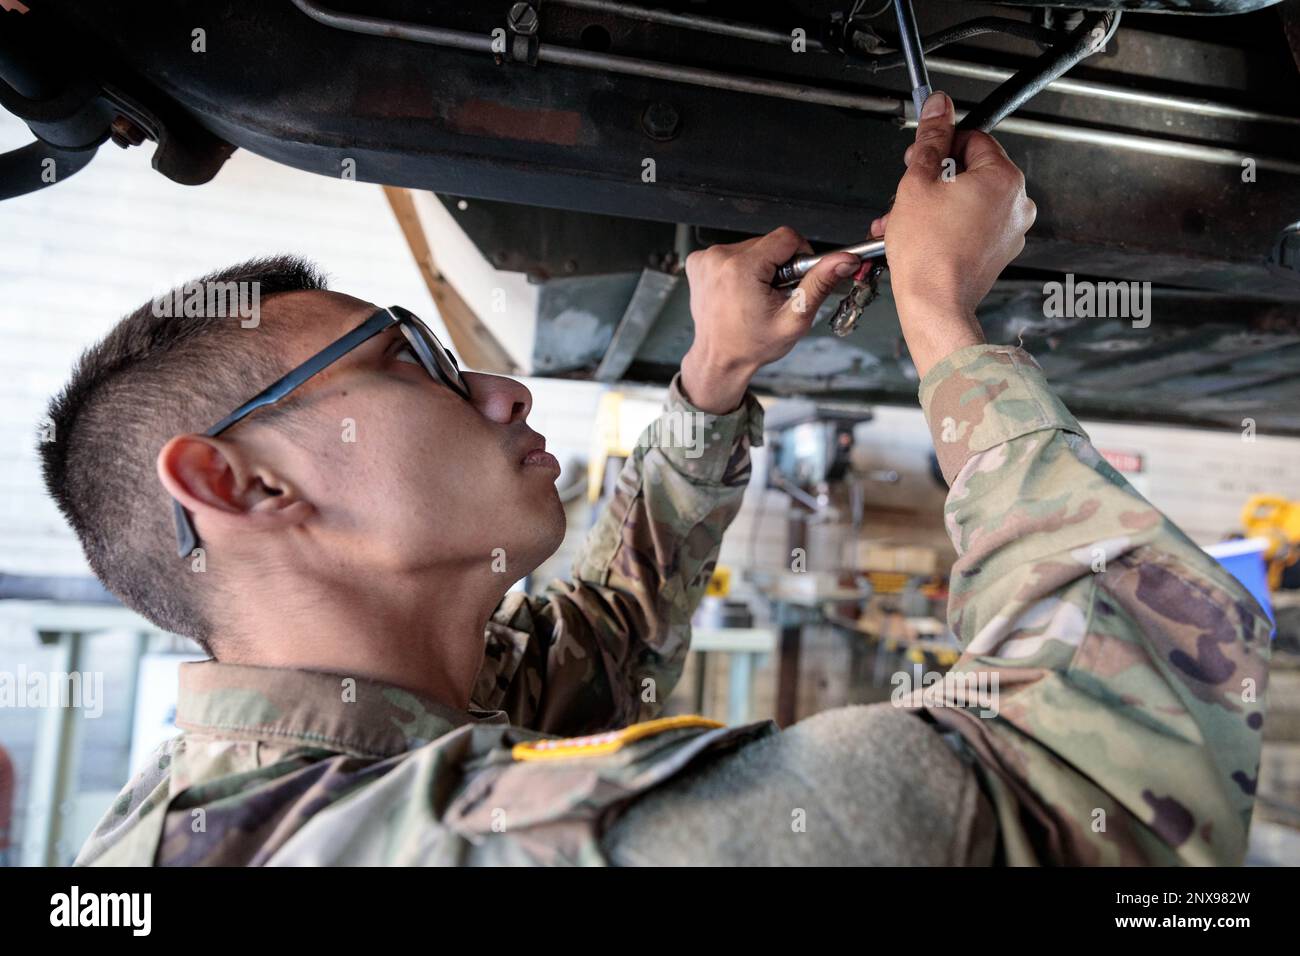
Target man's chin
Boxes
[539,485,568,555]
[503,486,567,574]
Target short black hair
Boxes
[38,255,329,655]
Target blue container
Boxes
[1204,537,1274,628]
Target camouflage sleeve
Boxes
[913,344,1271,865]
[473,372,762,736]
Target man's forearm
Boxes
[892,300,985,380]
[551,372,762,723]
[679,346,755,416]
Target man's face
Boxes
[241,291,566,582]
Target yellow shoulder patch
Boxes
[511,715,724,762]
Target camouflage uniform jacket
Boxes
[75,348,1271,865]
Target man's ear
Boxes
[157,434,313,539]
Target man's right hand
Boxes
[873,91,1037,378]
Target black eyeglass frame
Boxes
[171,305,470,557]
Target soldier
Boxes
[42,92,1268,866]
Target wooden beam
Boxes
[382,186,519,375]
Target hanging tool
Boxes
[828,259,885,336]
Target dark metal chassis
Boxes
[5,0,1300,433]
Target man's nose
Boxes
[461,371,532,425]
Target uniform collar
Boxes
[176,660,508,758]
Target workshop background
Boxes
[1,106,1298,866]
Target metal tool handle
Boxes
[772,0,924,290]
[893,0,931,120]
[772,237,885,288]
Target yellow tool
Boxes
[1241,495,1300,589]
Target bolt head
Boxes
[508,3,539,35]
[641,102,680,141]
[109,115,146,148]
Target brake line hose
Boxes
[850,16,1066,72]
[958,12,1120,132]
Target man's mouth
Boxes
[521,438,561,473]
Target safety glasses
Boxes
[172,305,470,557]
